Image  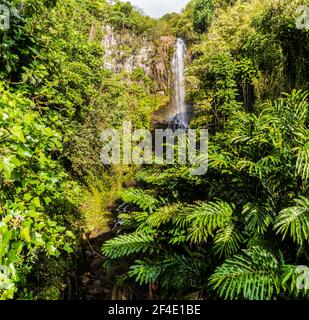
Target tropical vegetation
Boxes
[0,0,308,300]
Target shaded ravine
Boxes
[74,38,190,300]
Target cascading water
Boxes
[169,38,189,131]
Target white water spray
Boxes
[171,38,188,123]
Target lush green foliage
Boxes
[0,84,78,299]
[106,0,156,36]
[0,0,160,299]
[187,0,309,130]
[102,0,309,300]
[193,0,213,33]
[1,0,308,301]
[103,89,309,300]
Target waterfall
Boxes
[170,38,189,130]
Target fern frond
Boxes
[208,151,233,170]
[295,139,309,181]
[168,227,187,245]
[213,224,244,258]
[128,254,206,290]
[256,153,281,170]
[162,254,207,292]
[102,231,158,259]
[242,203,274,235]
[135,168,176,187]
[128,259,166,285]
[118,212,149,228]
[147,204,182,227]
[188,225,210,244]
[209,246,281,300]
[121,188,160,212]
[283,89,309,124]
[274,197,309,245]
[281,264,309,297]
[236,154,281,179]
[235,160,256,173]
[187,201,234,243]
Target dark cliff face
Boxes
[102,24,175,95]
